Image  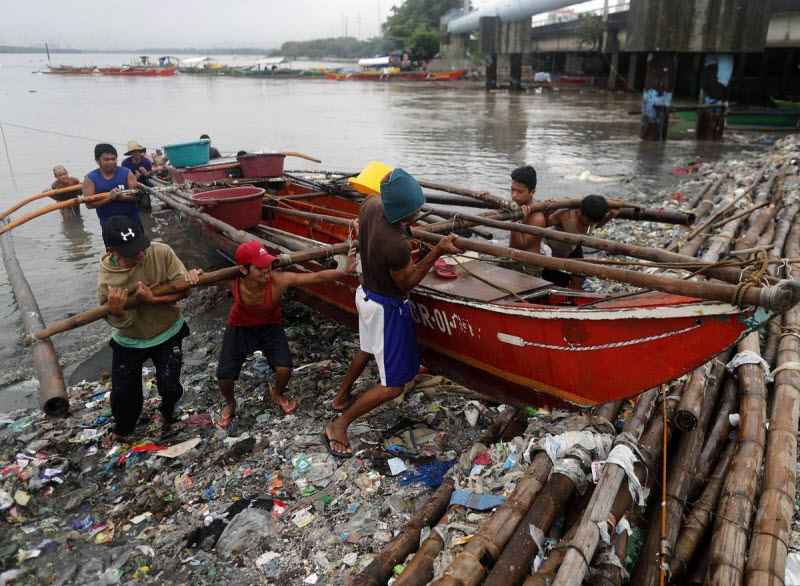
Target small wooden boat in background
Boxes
[325,68,468,81]
[45,65,96,74]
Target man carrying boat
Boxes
[505,165,547,274]
[97,216,202,439]
[214,241,358,427]
[542,195,618,289]
[326,169,460,457]
[121,140,153,212]
[49,164,81,219]
[83,143,141,227]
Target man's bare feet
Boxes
[331,391,354,412]
[325,419,352,457]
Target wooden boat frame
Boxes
[156,175,788,408]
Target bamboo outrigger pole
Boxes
[25,241,355,345]
[0,191,126,235]
[0,219,69,417]
[263,204,799,311]
[0,184,83,220]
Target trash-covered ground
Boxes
[1,133,799,585]
[0,291,551,585]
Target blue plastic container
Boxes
[163,139,210,168]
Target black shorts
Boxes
[542,245,583,287]
[216,324,293,381]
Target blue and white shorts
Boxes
[356,285,419,388]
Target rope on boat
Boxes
[730,250,770,307]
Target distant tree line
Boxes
[274,0,464,61]
[0,45,81,54]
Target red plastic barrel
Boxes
[190,187,265,230]
[237,153,285,178]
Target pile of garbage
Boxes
[1,298,569,585]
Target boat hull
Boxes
[98,67,177,77]
[324,69,468,81]
[676,109,799,128]
[170,185,775,409]
[46,66,96,74]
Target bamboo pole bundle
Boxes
[670,165,769,256]
[392,505,467,586]
[769,201,800,277]
[668,438,736,583]
[484,443,596,586]
[351,478,456,586]
[411,231,799,312]
[745,218,800,586]
[483,404,623,585]
[391,408,521,586]
[422,208,774,287]
[676,349,732,430]
[429,451,554,586]
[706,331,768,585]
[592,510,631,586]
[631,352,727,586]
[690,376,738,496]
[551,387,659,586]
[666,174,727,252]
[523,523,578,586]
[734,168,785,251]
[0,184,83,220]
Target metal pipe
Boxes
[0,219,69,417]
[447,0,582,34]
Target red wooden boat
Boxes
[98,66,177,77]
[324,69,467,81]
[160,175,795,409]
[46,65,96,74]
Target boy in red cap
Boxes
[214,241,357,426]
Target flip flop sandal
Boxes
[279,400,299,415]
[214,412,235,429]
[322,433,352,459]
[434,257,458,279]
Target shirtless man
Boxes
[49,165,82,219]
[543,194,618,289]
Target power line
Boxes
[0,121,125,146]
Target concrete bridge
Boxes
[440,0,800,139]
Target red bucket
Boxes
[169,163,241,184]
[190,187,265,230]
[237,153,285,178]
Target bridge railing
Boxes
[532,0,630,28]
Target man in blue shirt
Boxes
[83,143,140,226]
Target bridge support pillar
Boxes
[485,54,498,90]
[697,53,733,140]
[627,53,639,91]
[640,52,676,142]
[607,52,619,90]
[510,53,522,91]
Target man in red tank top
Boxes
[214,241,357,427]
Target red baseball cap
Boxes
[236,241,276,268]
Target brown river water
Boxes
[0,52,769,409]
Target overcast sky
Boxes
[2,0,498,51]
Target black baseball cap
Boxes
[102,216,150,257]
